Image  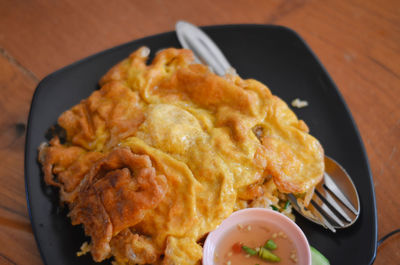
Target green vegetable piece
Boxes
[258,247,280,262]
[242,245,257,256]
[283,200,290,210]
[270,205,279,211]
[264,239,277,250]
[310,246,330,265]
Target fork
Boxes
[288,156,360,232]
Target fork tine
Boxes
[324,173,358,215]
[315,186,352,222]
[288,194,336,232]
[308,201,337,233]
[311,196,345,227]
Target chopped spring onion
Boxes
[258,247,280,262]
[264,239,277,250]
[242,245,258,256]
[270,205,279,211]
[283,200,290,210]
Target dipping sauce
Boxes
[214,221,298,265]
[203,209,311,265]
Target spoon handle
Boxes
[175,21,232,76]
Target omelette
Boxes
[38,47,324,265]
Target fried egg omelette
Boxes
[38,47,324,265]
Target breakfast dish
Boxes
[38,47,324,264]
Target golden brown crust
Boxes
[68,147,167,261]
[38,137,103,197]
[70,183,113,261]
[58,81,145,151]
[110,229,159,265]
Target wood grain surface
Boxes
[0,0,399,264]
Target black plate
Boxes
[25,24,377,265]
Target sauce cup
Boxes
[203,208,311,265]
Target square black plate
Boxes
[25,24,377,265]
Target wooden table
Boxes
[0,0,399,264]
